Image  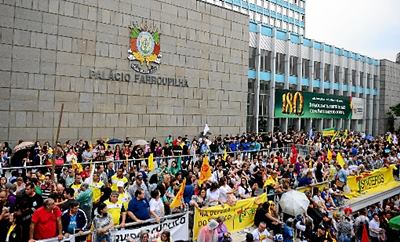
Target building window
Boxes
[249,47,257,70]
[374,75,378,87]
[289,56,298,76]
[277,5,282,14]
[314,61,321,80]
[282,21,287,30]
[334,66,340,83]
[262,16,269,24]
[270,3,276,11]
[351,70,356,83]
[269,18,275,26]
[259,82,269,117]
[276,53,286,74]
[302,59,310,78]
[247,79,256,132]
[367,74,371,88]
[360,71,364,87]
[324,64,331,81]
[344,68,349,84]
[260,49,272,72]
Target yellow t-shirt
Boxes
[71,183,81,198]
[105,200,125,225]
[90,181,104,203]
[118,192,131,210]
[111,175,128,191]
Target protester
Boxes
[127,188,152,223]
[197,219,219,242]
[251,221,273,242]
[105,191,126,226]
[157,230,173,242]
[216,216,231,242]
[61,200,88,241]
[93,203,114,242]
[29,198,63,242]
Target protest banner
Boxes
[193,193,267,240]
[345,165,400,198]
[111,212,188,242]
[275,89,352,119]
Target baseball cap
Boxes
[136,174,143,180]
[117,181,125,187]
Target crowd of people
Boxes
[0,130,399,242]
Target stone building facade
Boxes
[0,0,249,144]
[379,59,400,134]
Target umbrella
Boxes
[133,139,148,146]
[107,138,123,144]
[13,141,34,152]
[365,135,374,141]
[279,190,310,216]
[389,215,400,230]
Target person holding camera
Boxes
[216,216,232,242]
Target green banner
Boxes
[274,89,352,119]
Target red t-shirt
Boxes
[31,206,62,240]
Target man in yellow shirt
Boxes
[117,181,131,209]
[104,191,126,227]
[90,173,104,205]
[111,167,128,191]
[70,174,83,198]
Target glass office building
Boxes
[202,0,380,134]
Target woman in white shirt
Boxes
[218,177,236,206]
[149,189,164,222]
[206,182,221,206]
[238,177,252,199]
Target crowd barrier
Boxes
[1,145,312,172]
[36,212,190,242]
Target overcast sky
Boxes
[305,0,400,61]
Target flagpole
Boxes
[51,103,64,182]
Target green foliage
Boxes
[130,27,140,38]
[153,31,160,43]
[390,103,400,116]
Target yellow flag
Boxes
[344,129,348,138]
[104,138,109,150]
[72,159,83,173]
[387,134,393,144]
[336,152,345,167]
[223,149,228,161]
[198,156,212,185]
[148,153,154,171]
[264,175,277,188]
[170,178,186,209]
[327,149,333,161]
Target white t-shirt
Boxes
[207,189,220,205]
[149,198,165,217]
[251,228,271,242]
[219,185,232,203]
[238,185,251,197]
[369,218,380,238]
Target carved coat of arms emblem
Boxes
[128,23,161,74]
